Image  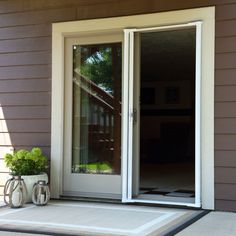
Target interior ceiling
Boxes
[141,28,196,82]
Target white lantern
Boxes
[4,176,28,208]
[32,180,50,206]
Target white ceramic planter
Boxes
[21,173,48,203]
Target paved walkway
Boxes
[177,211,236,236]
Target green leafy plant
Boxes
[4,147,48,176]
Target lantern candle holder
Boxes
[32,180,50,206]
[4,175,28,208]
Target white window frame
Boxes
[51,7,215,209]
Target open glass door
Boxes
[63,34,123,199]
[123,22,202,207]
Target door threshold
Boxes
[126,194,200,208]
[58,195,199,208]
[128,199,200,208]
[138,193,195,203]
[59,195,122,204]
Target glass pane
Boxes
[139,28,196,197]
[72,43,122,175]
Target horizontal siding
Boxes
[0,1,93,198]
[0,24,52,40]
[215,69,236,85]
[215,0,236,211]
[215,86,236,101]
[0,159,9,173]
[215,102,236,117]
[216,3,236,20]
[215,167,236,184]
[76,0,211,20]
[0,106,50,119]
[0,51,51,67]
[215,118,236,134]
[0,37,51,53]
[0,133,50,146]
[215,200,236,211]
[215,37,236,53]
[215,53,236,69]
[0,0,233,15]
[215,184,236,201]
[0,0,117,14]
[0,173,9,186]
[216,20,236,37]
[0,8,76,28]
[0,65,51,80]
[0,119,50,133]
[0,1,57,197]
[0,186,4,197]
[0,0,234,210]
[0,145,50,155]
[0,79,51,93]
[215,135,236,150]
[215,150,236,167]
[0,146,14,197]
[0,92,50,106]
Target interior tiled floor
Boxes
[140,163,195,191]
[140,188,195,198]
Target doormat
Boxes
[0,201,205,236]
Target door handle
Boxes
[133,108,137,125]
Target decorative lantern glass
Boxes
[4,176,28,208]
[32,180,50,206]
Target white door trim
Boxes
[195,22,202,207]
[51,7,215,209]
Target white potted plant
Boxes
[4,147,48,203]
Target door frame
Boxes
[122,22,202,207]
[51,7,215,209]
[62,35,123,198]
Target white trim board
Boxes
[51,7,215,210]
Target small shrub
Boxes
[4,147,48,176]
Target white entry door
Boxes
[63,34,123,199]
[122,23,202,207]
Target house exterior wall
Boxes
[0,0,235,211]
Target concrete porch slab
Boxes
[0,232,45,236]
[0,200,203,236]
[176,211,236,236]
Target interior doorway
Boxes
[132,26,198,204]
